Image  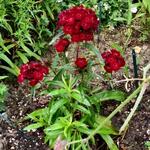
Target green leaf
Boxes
[98,127,118,135]
[73,104,91,115]
[44,129,63,139]
[50,99,68,115]
[16,51,29,63]
[24,123,44,131]
[90,90,126,103]
[0,52,15,68]
[85,43,104,65]
[111,43,124,54]
[20,42,41,61]
[0,34,11,53]
[101,134,119,150]
[49,31,63,46]
[145,141,150,148]
[113,17,127,22]
[46,123,64,131]
[71,92,91,106]
[48,89,67,96]
[94,115,118,135]
[25,107,49,121]
[0,76,8,80]
[0,65,19,76]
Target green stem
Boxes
[119,82,148,133]
[86,82,143,140]
[62,52,69,64]
[65,82,143,149]
[31,86,36,100]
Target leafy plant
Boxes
[145,141,150,149]
[0,82,8,112]
[17,2,150,150]
[24,74,126,149]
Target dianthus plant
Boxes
[23,5,127,150]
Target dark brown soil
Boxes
[0,26,150,150]
[0,84,50,150]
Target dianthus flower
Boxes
[75,57,87,69]
[57,5,99,42]
[54,38,70,52]
[17,61,49,86]
[101,49,125,73]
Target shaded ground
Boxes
[0,26,150,150]
[0,84,50,150]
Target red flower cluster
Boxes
[17,61,49,86]
[57,5,99,42]
[54,38,70,52]
[102,49,125,73]
[75,57,87,69]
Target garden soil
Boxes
[0,27,150,150]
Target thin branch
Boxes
[119,82,149,133]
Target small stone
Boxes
[147,129,150,135]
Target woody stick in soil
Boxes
[132,49,138,88]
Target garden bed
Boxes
[0,26,150,150]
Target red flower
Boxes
[57,5,99,43]
[102,49,125,73]
[17,61,49,86]
[75,58,87,69]
[29,79,39,86]
[17,74,24,83]
[54,38,70,52]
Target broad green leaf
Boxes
[98,127,118,135]
[73,104,91,115]
[48,89,67,96]
[25,108,49,121]
[44,129,63,138]
[46,123,64,131]
[24,123,44,131]
[71,92,91,106]
[50,99,68,115]
[90,90,126,103]
[101,134,119,150]
[94,115,118,135]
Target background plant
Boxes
[0,82,8,112]
[0,0,95,76]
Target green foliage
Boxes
[25,75,126,149]
[145,141,150,149]
[98,0,128,27]
[0,0,68,76]
[0,82,7,112]
[142,0,150,13]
